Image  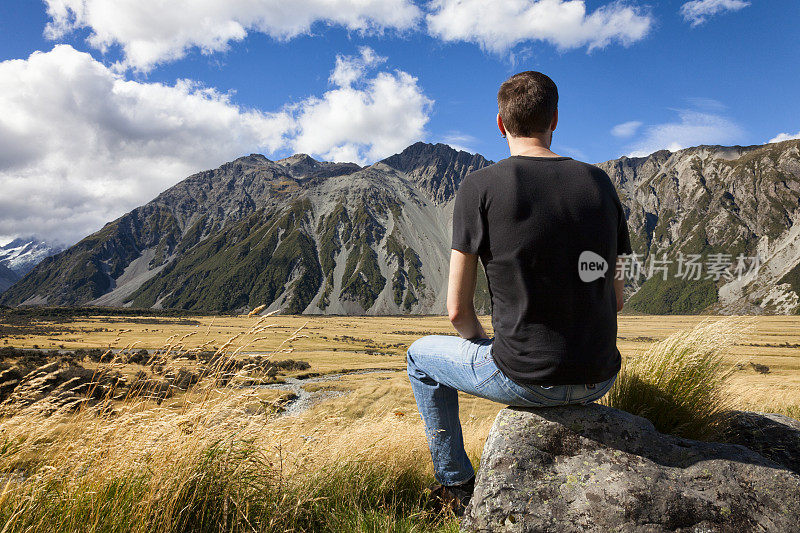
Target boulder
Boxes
[462,404,800,532]
[722,410,800,476]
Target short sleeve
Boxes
[451,176,486,255]
[617,204,633,256]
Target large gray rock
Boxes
[722,410,800,476]
[462,404,800,532]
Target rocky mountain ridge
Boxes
[599,140,800,314]
[2,139,799,314]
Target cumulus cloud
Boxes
[769,131,800,144]
[329,46,386,87]
[680,0,750,27]
[290,47,433,165]
[625,109,744,157]
[44,0,422,71]
[0,45,433,245]
[610,120,643,138]
[426,0,653,53]
[0,45,290,245]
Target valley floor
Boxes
[3,312,800,416]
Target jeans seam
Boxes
[498,377,551,406]
[475,368,501,390]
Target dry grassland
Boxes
[4,313,800,418]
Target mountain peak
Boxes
[277,153,319,166]
[276,153,363,180]
[379,142,493,203]
[0,237,63,277]
[277,153,320,174]
[382,142,473,164]
[233,153,270,164]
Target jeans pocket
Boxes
[573,374,617,404]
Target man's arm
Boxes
[614,256,625,313]
[447,249,489,339]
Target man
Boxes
[406,71,632,514]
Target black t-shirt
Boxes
[451,155,632,386]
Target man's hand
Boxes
[447,249,489,339]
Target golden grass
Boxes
[1,312,799,531]
[603,318,750,439]
[6,312,800,409]
[0,315,486,532]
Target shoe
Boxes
[426,476,475,516]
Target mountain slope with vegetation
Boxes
[1,143,492,314]
[599,139,800,314]
[2,140,799,314]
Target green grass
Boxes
[778,263,800,315]
[627,276,718,314]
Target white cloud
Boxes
[44,0,422,71]
[555,144,587,160]
[426,0,653,53]
[0,45,290,246]
[290,47,433,165]
[0,45,433,245]
[329,46,386,87]
[610,120,642,138]
[769,131,800,144]
[680,0,750,27]
[625,109,744,157]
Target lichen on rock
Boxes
[462,404,800,532]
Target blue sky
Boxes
[0,0,798,245]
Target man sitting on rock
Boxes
[406,71,632,515]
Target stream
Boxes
[255,368,400,416]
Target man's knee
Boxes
[406,335,438,373]
[406,335,425,367]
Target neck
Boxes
[506,133,560,158]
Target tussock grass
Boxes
[0,314,473,532]
[603,318,747,440]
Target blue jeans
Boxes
[406,334,616,485]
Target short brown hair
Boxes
[497,71,558,136]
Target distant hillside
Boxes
[0,263,19,293]
[0,143,492,313]
[598,139,800,314]
[2,139,799,315]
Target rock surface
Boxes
[462,405,800,532]
[722,410,800,476]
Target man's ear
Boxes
[550,108,559,132]
[497,113,507,137]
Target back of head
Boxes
[497,71,559,137]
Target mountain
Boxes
[0,143,491,313]
[598,140,800,314]
[2,139,799,315]
[0,238,63,277]
[0,238,63,294]
[0,263,20,293]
